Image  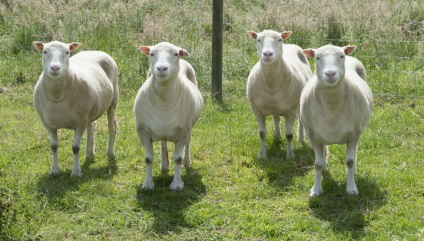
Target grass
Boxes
[1,0,424,240]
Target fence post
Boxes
[212,0,223,103]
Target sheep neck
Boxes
[260,58,288,91]
[152,75,180,104]
[42,72,73,102]
[316,80,347,113]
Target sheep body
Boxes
[33,41,119,177]
[247,30,312,159]
[134,42,203,190]
[300,44,373,196]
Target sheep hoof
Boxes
[70,169,83,177]
[310,185,323,197]
[107,154,116,161]
[142,179,155,190]
[50,167,60,175]
[170,180,184,191]
[286,151,295,160]
[258,152,266,159]
[346,185,359,195]
[86,152,95,159]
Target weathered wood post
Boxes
[212,0,223,103]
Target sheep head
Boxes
[139,42,189,82]
[303,45,356,87]
[248,30,292,65]
[33,41,80,80]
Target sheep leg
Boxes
[284,113,296,159]
[256,113,267,159]
[160,140,169,172]
[170,138,187,190]
[86,122,95,158]
[70,127,85,177]
[139,133,154,190]
[106,104,117,158]
[345,139,359,195]
[48,129,60,175]
[297,114,305,144]
[183,132,192,169]
[310,141,326,197]
[272,115,281,140]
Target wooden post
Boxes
[212,0,223,103]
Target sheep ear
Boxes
[139,46,151,55]
[247,31,258,40]
[179,49,190,58]
[303,48,315,58]
[281,31,292,40]
[33,41,44,51]
[69,42,81,52]
[343,45,356,55]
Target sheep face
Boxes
[248,30,292,65]
[304,45,356,87]
[139,42,190,82]
[33,41,80,80]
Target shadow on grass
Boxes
[36,156,118,205]
[309,171,387,239]
[254,138,315,189]
[136,168,206,235]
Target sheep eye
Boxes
[257,39,261,42]
[316,57,320,60]
[278,38,282,42]
[150,53,154,56]
[340,55,345,58]
[66,51,70,54]
[174,53,179,56]
[43,51,47,54]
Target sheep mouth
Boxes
[261,57,275,64]
[155,72,170,78]
[323,78,339,86]
[48,71,62,77]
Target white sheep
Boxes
[247,30,313,159]
[33,41,119,177]
[134,42,203,190]
[300,44,373,197]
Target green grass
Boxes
[1,0,424,240]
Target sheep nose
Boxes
[50,65,60,71]
[157,66,168,72]
[263,51,273,57]
[325,70,336,77]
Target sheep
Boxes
[134,42,203,190]
[247,30,313,159]
[33,41,119,177]
[300,44,373,197]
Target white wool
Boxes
[134,42,203,190]
[300,44,373,196]
[247,30,313,159]
[33,40,119,177]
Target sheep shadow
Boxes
[136,168,206,235]
[36,156,118,207]
[308,171,387,239]
[253,138,315,189]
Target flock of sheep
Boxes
[32,29,373,197]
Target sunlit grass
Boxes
[1,0,423,240]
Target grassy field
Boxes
[1,0,424,240]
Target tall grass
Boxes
[0,0,423,240]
